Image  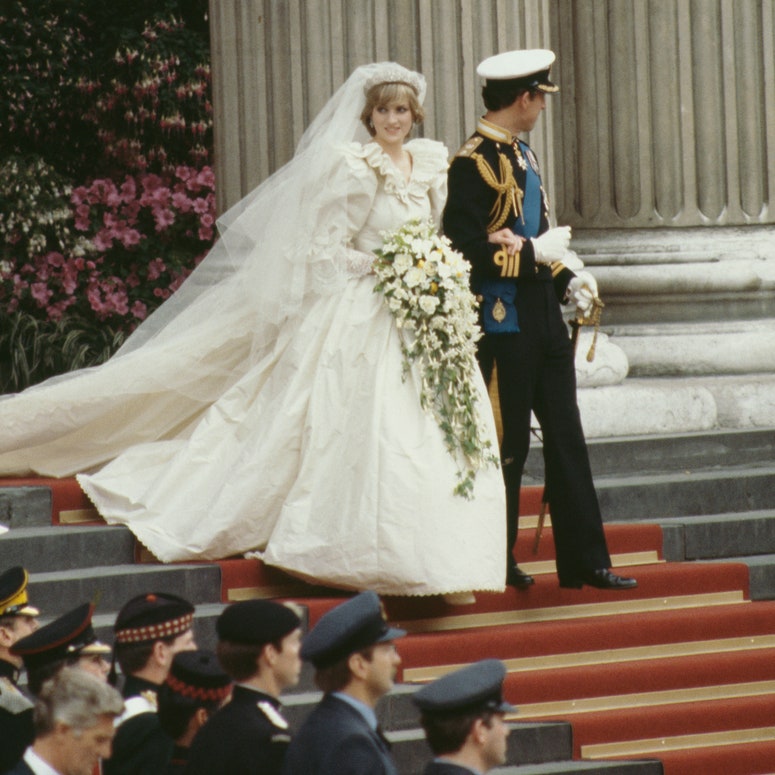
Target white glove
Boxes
[561,249,584,272]
[531,226,571,265]
[567,271,598,316]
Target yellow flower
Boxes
[430,281,439,294]
[417,259,425,268]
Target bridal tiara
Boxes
[362,64,424,98]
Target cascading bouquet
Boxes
[372,218,499,498]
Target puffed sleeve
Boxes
[406,138,449,227]
[304,143,379,282]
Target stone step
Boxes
[730,554,775,601]
[658,511,775,562]
[595,466,775,522]
[607,319,775,378]
[576,375,775,438]
[26,563,221,614]
[0,525,134,571]
[525,427,775,480]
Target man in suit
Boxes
[104,592,196,775]
[6,667,123,775]
[443,49,637,592]
[281,591,405,775]
[184,599,302,775]
[413,660,514,774]
[0,567,39,773]
[156,650,232,774]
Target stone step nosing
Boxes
[516,678,775,719]
[581,724,775,760]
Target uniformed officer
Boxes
[11,602,112,696]
[104,592,196,775]
[0,567,39,773]
[157,650,232,774]
[282,591,405,775]
[413,660,514,774]
[443,49,637,591]
[184,599,302,775]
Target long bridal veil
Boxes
[0,63,426,476]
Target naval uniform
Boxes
[442,118,611,586]
[103,676,173,775]
[0,658,34,774]
[184,685,291,775]
[281,693,397,775]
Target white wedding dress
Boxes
[0,138,505,597]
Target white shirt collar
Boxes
[23,748,63,775]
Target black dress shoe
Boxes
[560,569,638,590]
[506,565,535,589]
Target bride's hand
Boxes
[488,228,524,256]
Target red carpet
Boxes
[4,476,775,773]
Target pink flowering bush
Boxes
[2,160,215,328]
[0,1,213,391]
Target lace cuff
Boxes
[344,247,375,277]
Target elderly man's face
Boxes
[58,714,116,775]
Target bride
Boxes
[0,63,506,598]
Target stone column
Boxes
[551,0,775,229]
[208,0,555,213]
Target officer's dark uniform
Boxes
[443,99,613,589]
[413,659,514,774]
[0,568,38,774]
[184,599,301,775]
[184,684,291,775]
[157,649,231,775]
[282,591,405,775]
[106,674,174,775]
[104,593,195,775]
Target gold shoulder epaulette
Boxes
[455,136,483,158]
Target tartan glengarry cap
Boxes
[301,591,406,669]
[165,650,232,703]
[477,49,559,93]
[412,659,515,717]
[216,599,301,646]
[114,592,194,645]
[10,602,110,673]
[0,566,39,618]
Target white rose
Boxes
[404,266,425,288]
[419,295,440,315]
[393,253,413,274]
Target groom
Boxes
[443,49,637,592]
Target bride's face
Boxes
[370,99,413,148]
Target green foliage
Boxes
[0,0,212,392]
[0,0,211,178]
[0,311,125,393]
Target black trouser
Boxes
[477,278,611,584]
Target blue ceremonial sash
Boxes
[478,141,543,335]
[514,140,541,239]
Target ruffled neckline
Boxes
[350,139,446,203]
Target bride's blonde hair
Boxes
[360,81,425,136]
